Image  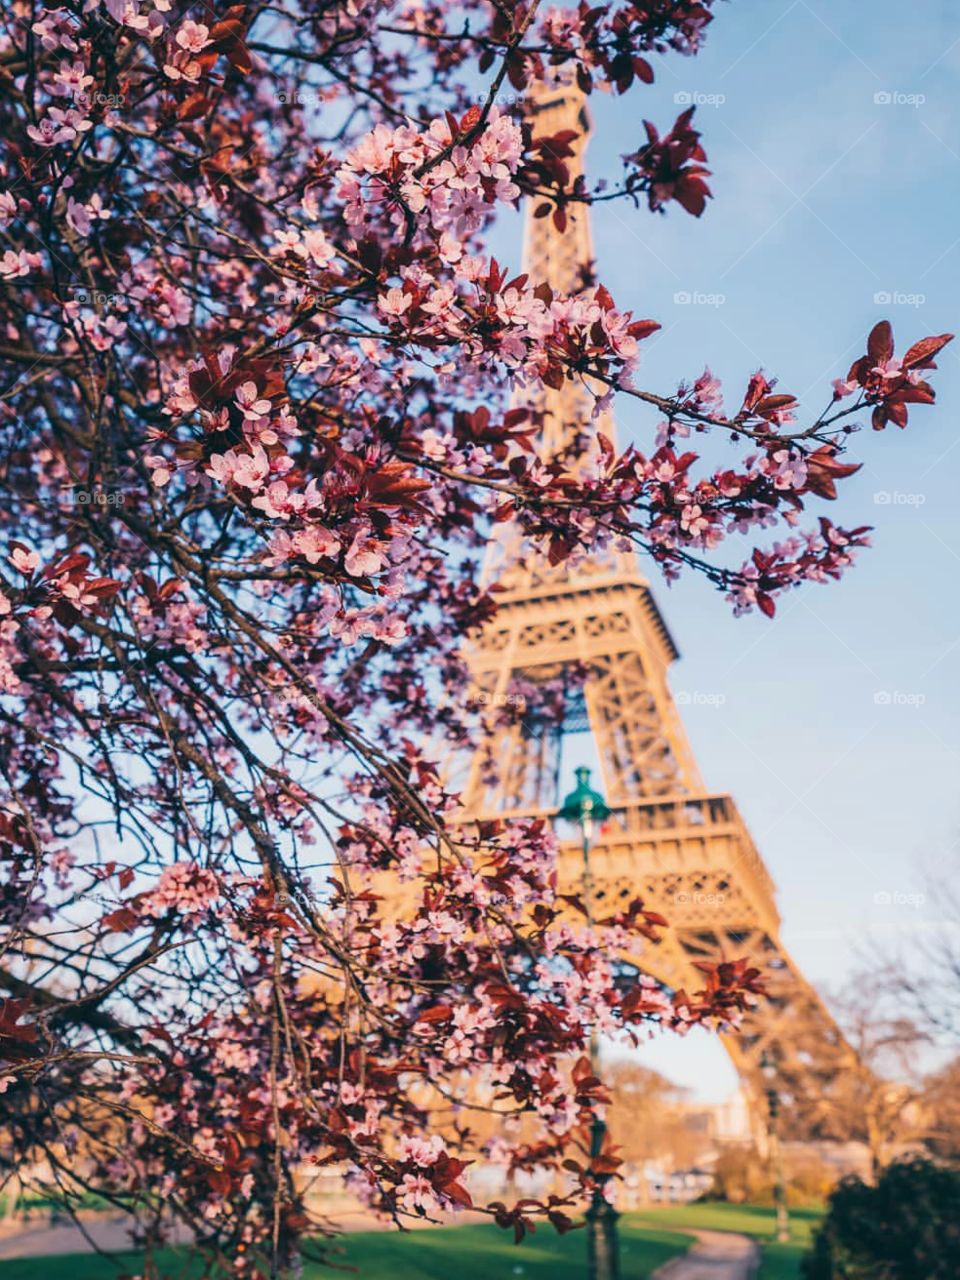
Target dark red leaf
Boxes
[867,320,894,364]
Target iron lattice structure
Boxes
[450,77,856,1140]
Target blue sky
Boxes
[495,0,960,1099]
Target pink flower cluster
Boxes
[144,862,221,919]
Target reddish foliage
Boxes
[0,2,949,1275]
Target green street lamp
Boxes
[558,767,618,1280]
[760,1050,790,1244]
[559,766,611,851]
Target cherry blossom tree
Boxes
[0,2,951,1276]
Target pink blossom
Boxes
[379,287,413,318]
[295,525,340,563]
[156,284,191,327]
[303,229,335,268]
[345,533,387,577]
[27,106,92,146]
[175,20,210,52]
[235,382,272,423]
[146,453,174,487]
[680,504,710,538]
[66,197,92,237]
[832,376,858,400]
[232,448,271,491]
[398,1173,435,1212]
[51,62,93,99]
[761,449,808,491]
[251,480,319,520]
[163,53,203,83]
[397,1133,445,1165]
[145,862,220,918]
[58,579,98,610]
[0,250,41,280]
[9,547,39,575]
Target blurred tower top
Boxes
[521,70,594,297]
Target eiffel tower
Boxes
[449,76,856,1141]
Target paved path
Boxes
[651,1229,759,1280]
[0,1216,759,1272]
[0,1216,189,1260]
[0,1208,487,1260]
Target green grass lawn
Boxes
[0,1219,692,1280]
[632,1202,824,1280]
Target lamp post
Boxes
[558,767,619,1280]
[760,1050,790,1244]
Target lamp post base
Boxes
[586,1196,621,1280]
[775,1199,790,1243]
